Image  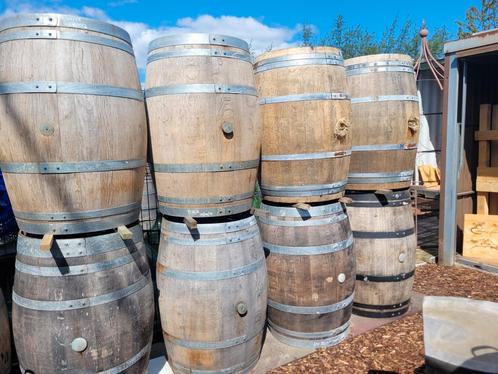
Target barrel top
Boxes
[344,53,413,66]
[0,13,132,45]
[255,46,342,64]
[148,33,249,54]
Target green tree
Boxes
[300,24,314,46]
[457,0,498,38]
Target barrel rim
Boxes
[0,13,132,45]
[147,33,249,54]
[255,46,343,64]
[344,53,414,66]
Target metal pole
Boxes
[440,54,459,266]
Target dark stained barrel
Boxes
[345,189,416,317]
[0,288,10,374]
[157,216,267,373]
[12,224,154,373]
[257,201,354,348]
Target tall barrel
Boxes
[145,34,261,218]
[157,216,267,373]
[0,288,10,374]
[0,13,146,235]
[140,163,158,231]
[12,224,154,373]
[254,47,352,203]
[345,54,419,190]
[257,202,354,348]
[346,190,416,317]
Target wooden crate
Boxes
[463,214,498,266]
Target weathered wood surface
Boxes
[345,54,419,190]
[157,215,267,373]
[346,190,416,317]
[0,14,146,235]
[0,288,10,374]
[145,34,260,218]
[13,224,154,373]
[255,47,352,203]
[477,104,493,214]
[463,213,498,266]
[257,201,354,348]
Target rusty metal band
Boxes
[148,33,249,53]
[0,159,145,174]
[0,13,131,43]
[0,29,134,54]
[261,150,351,161]
[12,273,151,311]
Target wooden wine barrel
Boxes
[140,163,157,231]
[145,34,261,218]
[345,54,419,190]
[0,288,10,374]
[12,224,154,373]
[345,189,416,317]
[157,216,267,373]
[0,13,146,235]
[254,47,352,203]
[256,201,354,348]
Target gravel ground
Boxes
[268,264,498,374]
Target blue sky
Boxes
[0,0,479,71]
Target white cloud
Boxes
[0,2,303,71]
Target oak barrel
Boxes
[345,54,420,190]
[0,13,146,235]
[12,224,154,373]
[145,34,261,218]
[157,215,267,373]
[0,288,10,374]
[254,47,352,203]
[256,201,354,348]
[346,189,416,317]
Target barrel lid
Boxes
[344,53,413,67]
[148,33,249,54]
[0,13,132,45]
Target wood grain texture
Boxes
[463,214,498,266]
[257,201,354,345]
[346,191,416,316]
[345,54,419,190]
[0,20,146,232]
[156,216,267,373]
[477,167,498,193]
[12,225,154,373]
[255,47,352,203]
[490,105,498,213]
[0,288,10,374]
[145,39,261,217]
[477,105,492,214]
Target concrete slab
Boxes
[148,292,425,373]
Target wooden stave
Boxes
[345,54,419,190]
[12,224,154,373]
[156,216,267,373]
[257,202,355,348]
[345,190,416,318]
[0,13,146,234]
[145,35,260,218]
[255,47,352,203]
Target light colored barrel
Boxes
[157,216,267,373]
[145,34,261,218]
[256,201,354,348]
[140,163,157,231]
[255,47,352,203]
[345,189,416,317]
[0,288,10,374]
[0,13,146,235]
[345,54,419,190]
[12,224,154,373]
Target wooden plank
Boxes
[477,105,492,214]
[477,167,498,193]
[40,234,54,251]
[474,130,498,141]
[490,105,498,214]
[117,225,133,240]
[183,216,197,230]
[463,214,498,266]
[293,203,311,211]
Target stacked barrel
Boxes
[145,34,267,373]
[254,47,355,348]
[345,54,419,318]
[0,13,154,372]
